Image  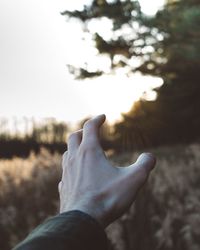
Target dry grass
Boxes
[107,144,200,250]
[0,145,200,250]
[0,148,62,250]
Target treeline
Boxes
[0,118,115,158]
[1,108,200,158]
[0,119,68,158]
[0,139,66,159]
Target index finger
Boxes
[82,114,106,146]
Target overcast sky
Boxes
[0,0,164,126]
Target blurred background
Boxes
[0,0,200,249]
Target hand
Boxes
[58,114,156,228]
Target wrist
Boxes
[60,199,108,228]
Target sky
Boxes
[0,0,165,127]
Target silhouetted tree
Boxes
[62,0,200,149]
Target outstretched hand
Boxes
[58,114,156,228]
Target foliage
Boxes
[61,0,144,78]
[62,0,200,149]
[1,145,200,250]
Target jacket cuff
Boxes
[14,210,108,250]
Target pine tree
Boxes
[62,0,200,149]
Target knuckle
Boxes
[84,120,94,130]
[68,130,82,142]
[63,148,76,163]
[80,142,98,153]
[67,154,75,164]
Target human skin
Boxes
[58,114,156,228]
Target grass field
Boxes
[0,145,200,250]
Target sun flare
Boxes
[72,72,163,124]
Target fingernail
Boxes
[95,114,106,119]
[137,153,156,171]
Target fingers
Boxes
[67,129,83,153]
[82,114,106,147]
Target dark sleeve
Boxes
[13,210,109,250]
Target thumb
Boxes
[115,153,156,218]
[125,153,156,187]
[135,153,156,174]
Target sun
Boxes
[71,72,163,124]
